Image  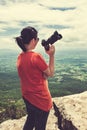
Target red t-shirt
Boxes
[17,51,52,111]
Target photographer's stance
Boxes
[15,26,55,130]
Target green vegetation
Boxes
[0,49,87,123]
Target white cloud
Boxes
[0,36,18,50]
[0,0,87,50]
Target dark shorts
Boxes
[23,97,50,130]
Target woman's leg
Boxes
[23,98,35,130]
[23,97,50,130]
[34,109,49,130]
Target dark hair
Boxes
[15,26,38,52]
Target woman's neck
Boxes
[25,44,34,52]
[26,49,34,52]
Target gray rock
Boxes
[53,91,87,130]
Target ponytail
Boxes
[15,36,26,52]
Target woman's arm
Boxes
[43,45,55,77]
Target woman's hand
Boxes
[45,45,55,56]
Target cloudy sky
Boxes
[0,0,87,51]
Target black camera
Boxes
[41,31,62,51]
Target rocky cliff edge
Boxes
[0,91,87,130]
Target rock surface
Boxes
[0,91,87,130]
[0,108,59,130]
[54,91,87,130]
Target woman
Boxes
[15,26,55,130]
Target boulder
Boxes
[53,91,87,130]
